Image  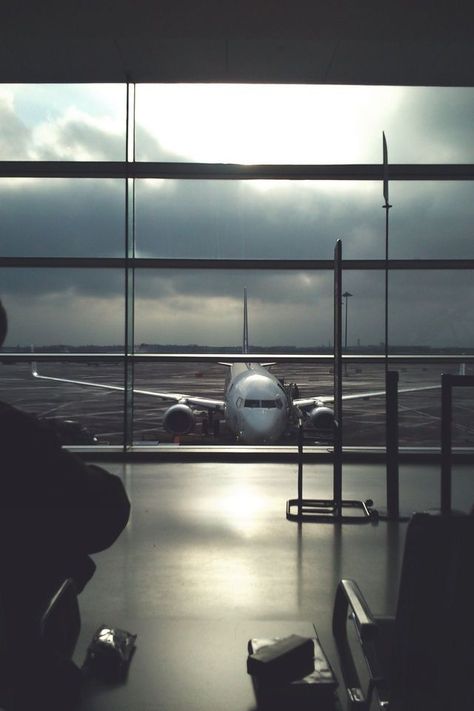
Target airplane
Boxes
[31,289,442,444]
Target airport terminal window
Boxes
[1,82,474,451]
[341,270,385,351]
[133,268,333,349]
[0,268,125,349]
[0,359,125,446]
[0,178,124,257]
[0,84,126,161]
[389,270,474,352]
[135,179,383,260]
[134,84,474,164]
[389,182,474,259]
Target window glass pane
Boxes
[0,269,124,348]
[396,363,474,449]
[0,179,124,256]
[0,84,126,160]
[136,180,384,260]
[390,182,474,259]
[342,270,385,352]
[389,271,474,352]
[340,362,474,448]
[131,360,235,445]
[134,269,333,349]
[135,84,474,164]
[0,361,124,445]
[1,268,125,444]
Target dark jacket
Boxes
[0,400,130,706]
[0,400,130,594]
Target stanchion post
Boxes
[333,240,343,516]
[285,239,377,523]
[440,374,452,515]
[297,419,303,517]
[386,370,399,520]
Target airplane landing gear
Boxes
[207,411,220,437]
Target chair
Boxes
[40,577,81,662]
[0,577,81,709]
[332,513,474,710]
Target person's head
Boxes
[0,300,7,348]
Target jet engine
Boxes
[308,406,335,431]
[163,403,195,435]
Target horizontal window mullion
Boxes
[1,162,474,180]
[2,257,474,270]
[2,353,474,364]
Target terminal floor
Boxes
[74,460,473,709]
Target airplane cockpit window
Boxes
[244,399,283,409]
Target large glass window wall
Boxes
[1,83,474,452]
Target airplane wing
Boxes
[31,365,225,410]
[293,384,441,409]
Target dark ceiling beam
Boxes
[0,1,473,85]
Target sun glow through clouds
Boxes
[136,84,404,164]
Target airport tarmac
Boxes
[1,360,473,447]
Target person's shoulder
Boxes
[0,401,59,445]
[0,399,26,424]
[0,400,38,426]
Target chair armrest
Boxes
[40,578,81,661]
[333,579,377,643]
[332,579,390,709]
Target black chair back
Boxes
[391,513,474,710]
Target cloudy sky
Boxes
[1,83,474,349]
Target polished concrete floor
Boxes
[73,460,473,709]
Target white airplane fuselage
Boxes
[224,363,291,443]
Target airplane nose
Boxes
[240,410,286,443]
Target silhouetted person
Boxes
[0,299,130,708]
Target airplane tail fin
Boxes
[243,287,249,354]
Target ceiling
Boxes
[1,1,474,86]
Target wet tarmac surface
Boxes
[1,361,473,447]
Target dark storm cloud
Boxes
[1,179,124,257]
[0,267,124,298]
[135,268,333,305]
[389,182,474,259]
[390,89,474,163]
[136,180,384,261]
[389,270,474,347]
